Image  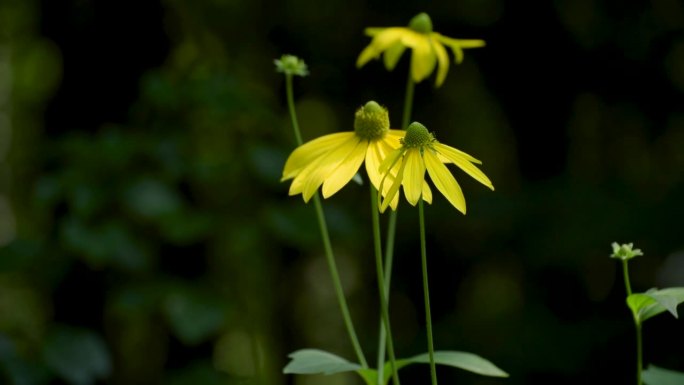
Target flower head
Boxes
[282,101,433,209]
[610,242,643,261]
[357,12,485,87]
[275,54,309,77]
[379,122,494,213]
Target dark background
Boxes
[0,0,683,384]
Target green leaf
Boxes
[627,288,684,323]
[283,349,361,375]
[643,365,684,385]
[358,351,508,385]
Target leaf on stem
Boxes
[643,364,684,385]
[627,287,684,323]
[283,349,361,375]
[358,350,508,385]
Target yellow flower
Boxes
[379,122,493,213]
[282,101,433,209]
[356,12,485,87]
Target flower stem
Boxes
[375,209,398,384]
[284,73,368,368]
[285,74,304,145]
[636,323,642,385]
[377,67,413,383]
[401,71,416,130]
[419,200,438,385]
[621,260,641,385]
[371,187,401,385]
[622,260,633,297]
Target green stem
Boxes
[401,71,416,130]
[622,260,633,297]
[378,67,413,384]
[371,187,401,385]
[636,323,642,385]
[285,74,303,145]
[375,209,398,385]
[285,73,368,368]
[419,200,438,385]
[622,260,640,385]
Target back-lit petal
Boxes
[424,149,466,213]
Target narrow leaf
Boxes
[283,349,361,375]
[643,364,684,385]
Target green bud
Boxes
[274,54,309,77]
[354,101,389,140]
[402,122,434,148]
[610,242,644,261]
[409,12,433,34]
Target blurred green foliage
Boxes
[0,0,682,385]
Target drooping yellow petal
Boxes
[410,37,436,83]
[423,148,466,213]
[282,132,356,181]
[401,149,425,206]
[379,147,404,175]
[299,136,361,201]
[366,139,390,188]
[322,139,368,198]
[289,153,326,197]
[434,144,494,190]
[383,42,407,71]
[431,37,450,87]
[364,27,384,36]
[422,181,433,203]
[369,139,401,210]
[433,142,482,164]
[357,28,406,68]
[380,154,407,213]
[436,35,485,64]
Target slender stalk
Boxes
[622,260,633,296]
[375,209,398,385]
[285,74,368,368]
[401,71,416,129]
[371,187,401,385]
[636,323,642,385]
[377,69,413,383]
[285,74,303,145]
[621,260,641,385]
[419,200,438,385]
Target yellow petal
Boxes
[433,142,482,164]
[437,35,485,64]
[289,154,325,196]
[434,143,494,190]
[299,136,361,201]
[369,140,401,211]
[380,155,406,213]
[357,28,405,68]
[365,140,388,189]
[410,37,436,83]
[282,132,356,181]
[365,27,384,36]
[322,139,368,198]
[424,149,466,213]
[401,149,425,205]
[379,147,404,175]
[383,42,407,71]
[431,38,450,87]
[422,181,433,204]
